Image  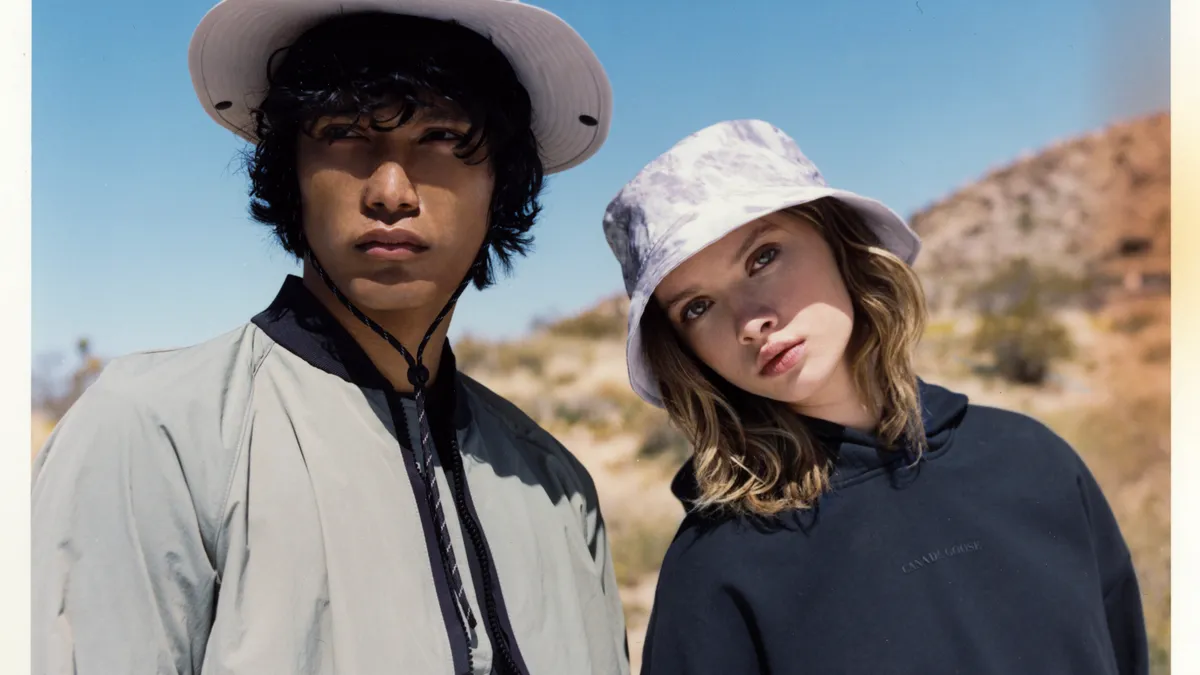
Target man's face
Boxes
[296,102,494,315]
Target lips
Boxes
[354,227,429,250]
[757,337,807,376]
[354,228,430,260]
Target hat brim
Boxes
[624,185,920,408]
[188,0,612,174]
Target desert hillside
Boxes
[32,112,1171,674]
[911,112,1169,316]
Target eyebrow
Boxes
[412,105,470,126]
[661,285,698,316]
[313,103,469,128]
[730,221,782,267]
[661,221,783,315]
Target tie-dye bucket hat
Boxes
[601,119,922,408]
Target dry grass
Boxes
[536,295,628,341]
[610,518,680,589]
[1038,392,1171,666]
[453,335,548,377]
[636,417,691,464]
[1142,340,1170,364]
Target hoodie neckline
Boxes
[670,380,969,507]
[251,275,459,414]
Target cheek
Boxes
[422,167,493,227]
[298,167,358,230]
[824,279,856,337]
[777,256,854,326]
[683,320,743,382]
[802,289,856,361]
[458,169,496,222]
[444,171,494,248]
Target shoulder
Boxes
[960,402,1059,438]
[648,508,803,627]
[55,323,270,462]
[662,462,809,582]
[658,509,770,586]
[944,397,1102,497]
[958,402,1080,464]
[35,323,269,538]
[456,373,599,500]
[92,323,273,403]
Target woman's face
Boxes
[653,209,856,407]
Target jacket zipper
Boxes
[396,396,528,675]
[444,434,525,675]
[391,398,474,675]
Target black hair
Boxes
[245,12,545,290]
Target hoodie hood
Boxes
[670,379,970,507]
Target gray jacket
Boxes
[32,276,629,675]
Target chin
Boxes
[341,275,441,313]
[767,359,839,407]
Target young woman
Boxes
[601,119,1148,675]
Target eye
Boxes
[315,123,367,143]
[421,128,467,144]
[749,245,779,272]
[680,298,712,324]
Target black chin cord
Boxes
[308,251,479,669]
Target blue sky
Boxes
[33,0,1169,365]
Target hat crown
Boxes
[189,0,611,174]
[601,119,826,295]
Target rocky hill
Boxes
[911,112,1169,315]
[32,112,1171,673]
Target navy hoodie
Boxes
[640,381,1148,675]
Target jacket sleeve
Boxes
[583,499,633,675]
[31,388,219,675]
[554,445,630,675]
[1076,460,1150,675]
[640,526,764,675]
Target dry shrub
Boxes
[1039,393,1170,670]
[452,336,491,374]
[967,258,1080,385]
[453,336,549,377]
[610,518,680,588]
[1111,310,1158,335]
[493,343,547,376]
[550,371,578,387]
[1142,340,1170,364]
[552,397,619,432]
[637,417,691,464]
[538,302,627,341]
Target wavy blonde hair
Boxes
[640,197,928,517]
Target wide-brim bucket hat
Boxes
[188,0,612,174]
[602,119,922,408]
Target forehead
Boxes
[310,95,469,124]
[660,209,807,279]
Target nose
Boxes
[362,160,420,224]
[736,301,778,345]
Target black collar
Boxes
[251,275,459,415]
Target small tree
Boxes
[968,259,1077,385]
[32,337,105,420]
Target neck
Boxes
[301,267,455,394]
[789,359,881,433]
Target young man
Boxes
[31,2,626,674]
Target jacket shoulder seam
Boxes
[212,337,275,578]
[458,375,554,452]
